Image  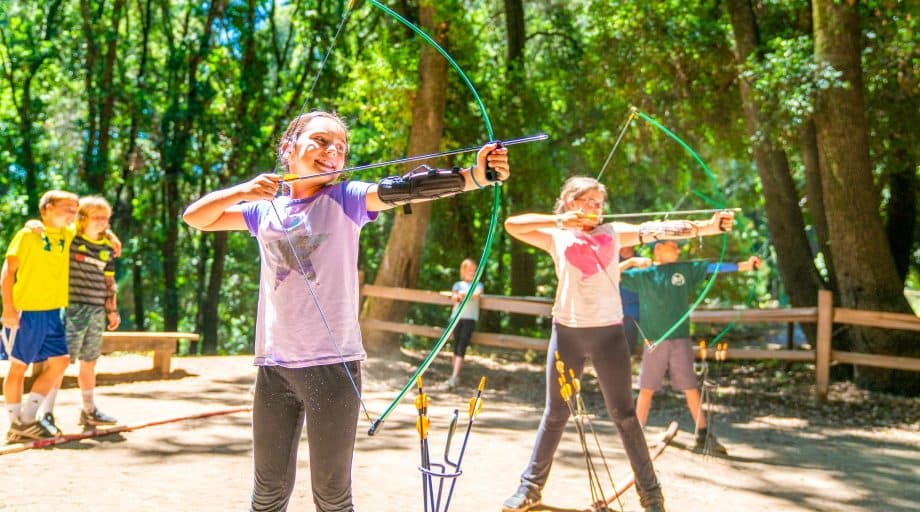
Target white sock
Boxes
[38,388,58,417]
[6,403,21,424]
[22,392,45,422]
[82,389,96,413]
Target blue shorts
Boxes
[1,310,69,364]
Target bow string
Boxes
[598,108,729,350]
[266,0,503,434]
[265,0,371,425]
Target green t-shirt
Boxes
[620,260,709,340]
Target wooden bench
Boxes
[101,331,200,376]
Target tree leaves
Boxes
[0,1,914,350]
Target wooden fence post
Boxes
[815,289,833,402]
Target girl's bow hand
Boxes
[474,143,509,183]
[712,210,735,232]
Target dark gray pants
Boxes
[518,323,662,506]
[251,362,361,512]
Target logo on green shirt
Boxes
[670,273,686,287]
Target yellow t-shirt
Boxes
[5,225,76,311]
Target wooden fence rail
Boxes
[360,286,920,401]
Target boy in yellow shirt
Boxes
[2,190,78,442]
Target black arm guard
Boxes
[377,165,466,205]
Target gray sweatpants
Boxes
[518,323,663,506]
[251,362,361,512]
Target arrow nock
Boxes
[568,368,581,394]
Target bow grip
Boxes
[484,140,504,182]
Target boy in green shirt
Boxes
[621,239,760,455]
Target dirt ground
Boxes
[0,351,917,512]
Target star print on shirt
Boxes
[267,231,329,289]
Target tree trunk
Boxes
[799,120,836,292]
[77,0,124,193]
[794,1,849,363]
[192,166,211,354]
[112,0,152,333]
[198,0,262,354]
[158,0,226,331]
[94,0,126,193]
[201,231,227,354]
[3,0,67,214]
[503,0,536,331]
[726,0,822,339]
[362,2,449,353]
[812,0,919,394]
[132,253,146,330]
[884,148,916,282]
[163,174,181,331]
[505,0,525,64]
[19,80,39,216]
[78,0,100,190]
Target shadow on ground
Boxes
[368,349,920,512]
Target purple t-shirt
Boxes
[242,181,378,368]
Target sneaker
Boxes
[694,430,728,455]
[39,413,63,437]
[639,488,665,512]
[79,407,118,426]
[6,419,56,443]
[501,486,541,512]
[445,376,458,390]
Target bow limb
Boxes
[367,1,494,140]
[367,0,501,436]
[705,239,771,347]
[633,110,728,349]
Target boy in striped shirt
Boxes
[65,196,121,426]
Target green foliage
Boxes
[738,0,919,280]
[0,0,914,354]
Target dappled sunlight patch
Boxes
[750,416,810,429]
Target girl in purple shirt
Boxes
[183,111,509,511]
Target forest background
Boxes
[1,0,917,393]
